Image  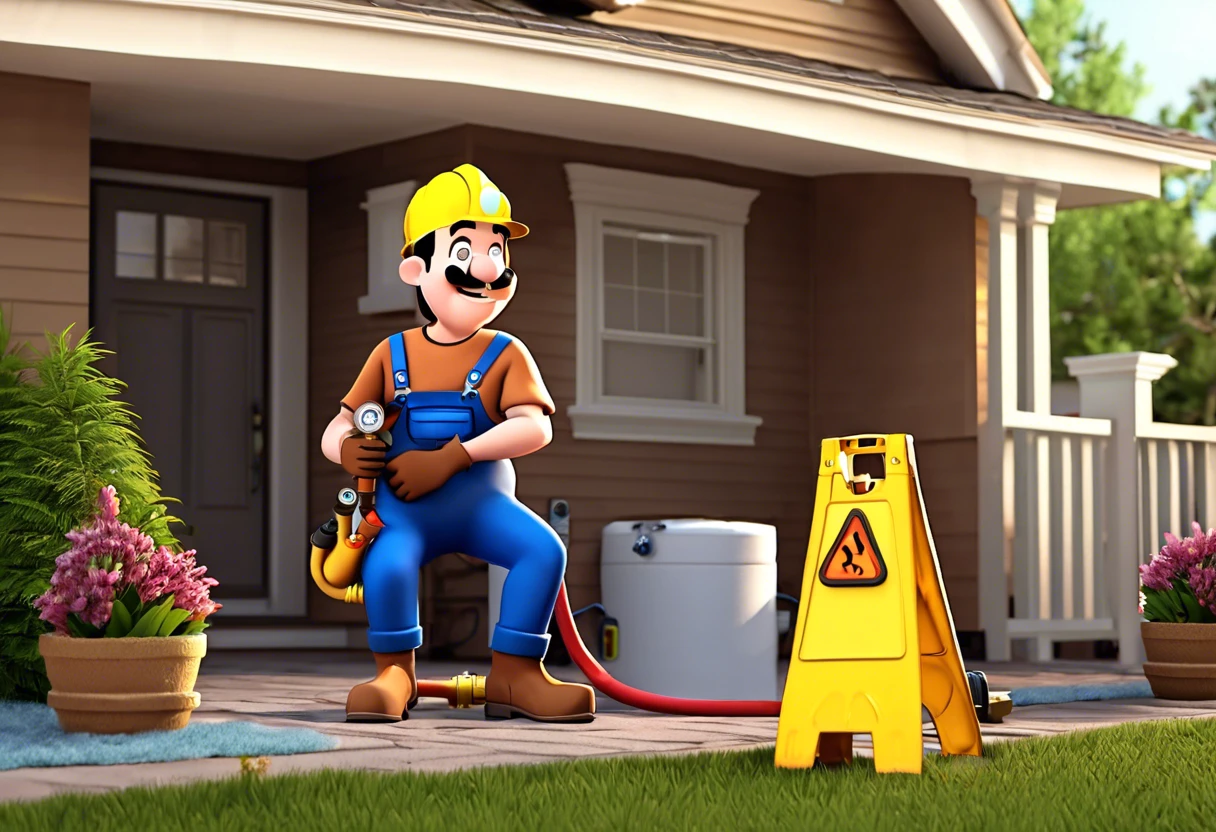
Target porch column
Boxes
[1066,352,1177,667]
[1017,183,1059,413]
[1016,183,1061,661]
[973,180,1019,662]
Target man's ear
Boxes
[399,257,425,286]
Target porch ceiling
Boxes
[0,41,948,178]
[1,0,1211,208]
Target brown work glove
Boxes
[339,432,388,478]
[384,437,472,502]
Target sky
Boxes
[1011,0,1216,239]
[1060,0,1216,123]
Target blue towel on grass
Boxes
[0,701,338,771]
[1009,680,1155,706]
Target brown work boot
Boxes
[484,651,595,723]
[346,650,418,722]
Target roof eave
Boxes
[892,0,1052,99]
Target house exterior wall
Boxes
[86,132,983,645]
[589,0,944,82]
[808,174,980,629]
[0,73,91,353]
[307,125,816,657]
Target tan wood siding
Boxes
[307,125,815,656]
[92,140,309,189]
[590,0,944,82]
[808,173,979,628]
[0,73,90,346]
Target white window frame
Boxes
[357,179,418,315]
[565,163,762,446]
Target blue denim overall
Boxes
[362,331,566,659]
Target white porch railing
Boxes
[1138,425,1216,560]
[987,352,1216,666]
[1002,412,1113,661]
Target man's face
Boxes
[399,221,516,334]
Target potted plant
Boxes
[1139,522,1216,700]
[0,318,182,704]
[34,485,220,733]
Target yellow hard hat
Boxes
[401,164,529,256]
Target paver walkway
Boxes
[2,652,1214,803]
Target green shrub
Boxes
[0,311,180,701]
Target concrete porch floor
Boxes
[3,651,1216,803]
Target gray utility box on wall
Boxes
[601,519,778,701]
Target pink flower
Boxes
[1190,565,1216,612]
[1139,523,1216,620]
[34,486,220,635]
[140,545,221,619]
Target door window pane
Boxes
[603,341,707,402]
[115,211,157,279]
[208,221,247,288]
[163,215,204,283]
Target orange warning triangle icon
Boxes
[819,508,887,586]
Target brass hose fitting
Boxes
[418,673,487,708]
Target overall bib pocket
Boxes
[405,403,476,445]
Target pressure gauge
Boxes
[354,401,385,434]
[337,487,358,507]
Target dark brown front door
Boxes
[91,182,268,599]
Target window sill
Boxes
[567,403,762,446]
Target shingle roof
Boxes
[353,0,1216,156]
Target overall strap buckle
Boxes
[461,369,483,400]
[461,332,514,400]
[389,332,411,407]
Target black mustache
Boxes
[446,265,515,291]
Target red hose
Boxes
[553,582,782,717]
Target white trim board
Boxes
[91,167,309,618]
[7,0,1210,206]
[893,0,1052,100]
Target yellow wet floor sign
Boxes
[775,434,982,774]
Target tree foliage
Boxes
[0,312,181,701]
[1021,0,1216,424]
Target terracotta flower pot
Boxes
[1141,622,1216,700]
[39,633,206,733]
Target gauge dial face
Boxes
[354,401,385,433]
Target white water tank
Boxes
[601,519,778,701]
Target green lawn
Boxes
[3,718,1213,832]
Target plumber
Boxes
[321,164,595,724]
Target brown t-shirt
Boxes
[340,327,555,425]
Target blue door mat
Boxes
[0,702,339,771]
[1010,680,1155,706]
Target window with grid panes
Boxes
[565,163,762,446]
